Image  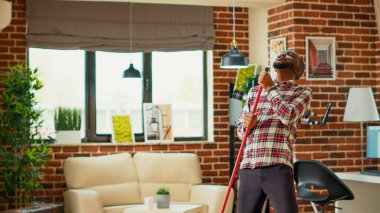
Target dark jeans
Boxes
[237,164,298,213]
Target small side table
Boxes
[124,204,204,213]
[0,203,63,213]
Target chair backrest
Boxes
[294,159,354,202]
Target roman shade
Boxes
[26,0,215,52]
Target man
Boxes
[236,50,312,213]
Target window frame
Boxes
[82,51,207,142]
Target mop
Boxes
[220,68,269,213]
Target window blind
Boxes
[26,0,215,52]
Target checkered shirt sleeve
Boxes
[236,81,312,169]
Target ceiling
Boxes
[67,0,285,8]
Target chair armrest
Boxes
[64,189,104,213]
[190,184,234,213]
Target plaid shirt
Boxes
[237,80,312,170]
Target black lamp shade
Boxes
[220,46,248,69]
[123,63,141,78]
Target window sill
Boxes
[50,140,214,146]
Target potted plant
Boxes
[54,107,81,144]
[156,187,170,208]
[0,64,52,208]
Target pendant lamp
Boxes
[123,63,141,78]
[123,3,141,78]
[220,0,248,69]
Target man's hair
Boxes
[295,56,305,80]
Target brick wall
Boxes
[0,0,249,210]
[32,143,226,204]
[1,0,380,212]
[268,0,379,212]
[0,0,27,208]
[213,6,250,184]
[0,0,26,72]
[267,0,379,170]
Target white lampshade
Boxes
[343,87,379,122]
[0,0,12,32]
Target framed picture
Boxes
[143,103,173,142]
[234,64,259,95]
[306,37,336,81]
[112,115,134,143]
[269,37,287,77]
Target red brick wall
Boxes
[268,0,379,169]
[0,0,26,72]
[0,0,27,208]
[1,0,380,212]
[213,6,250,183]
[0,1,249,210]
[33,144,225,204]
[268,0,379,212]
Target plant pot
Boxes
[56,131,81,144]
[156,194,170,208]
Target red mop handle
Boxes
[220,85,263,213]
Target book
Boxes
[112,115,134,143]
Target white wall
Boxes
[249,7,269,72]
[207,51,214,141]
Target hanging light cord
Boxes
[232,0,236,42]
[231,0,238,48]
[129,3,133,62]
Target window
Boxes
[151,51,205,138]
[28,48,208,142]
[95,51,144,135]
[29,48,86,138]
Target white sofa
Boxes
[63,152,234,213]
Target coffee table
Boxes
[123,203,204,213]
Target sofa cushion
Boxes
[134,152,202,202]
[134,152,202,184]
[64,153,138,189]
[90,182,141,206]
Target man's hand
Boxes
[258,71,273,91]
[243,112,258,130]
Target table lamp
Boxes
[343,87,379,171]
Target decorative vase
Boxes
[156,194,170,208]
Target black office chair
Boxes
[294,159,354,213]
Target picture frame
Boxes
[234,64,259,95]
[306,37,336,81]
[143,103,173,142]
[112,115,135,143]
[269,37,287,77]
[232,64,258,108]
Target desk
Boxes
[124,204,204,213]
[335,172,380,213]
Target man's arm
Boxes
[236,88,255,140]
[267,87,312,126]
